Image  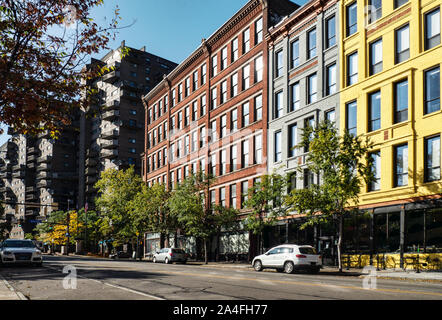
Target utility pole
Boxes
[84,202,88,254]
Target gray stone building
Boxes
[78,42,177,210]
[266,0,340,247]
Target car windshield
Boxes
[2,240,35,248]
[299,247,317,254]
[172,249,185,254]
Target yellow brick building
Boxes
[338,0,442,268]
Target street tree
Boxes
[244,172,288,257]
[0,0,124,135]
[94,167,143,250]
[285,120,374,272]
[0,204,12,240]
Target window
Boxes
[163,122,167,139]
[304,117,315,152]
[211,87,217,110]
[307,29,317,59]
[369,39,383,75]
[394,0,408,9]
[191,131,197,152]
[201,64,207,85]
[290,39,299,68]
[326,63,337,95]
[394,80,408,123]
[425,8,440,50]
[185,77,190,97]
[177,140,182,158]
[193,70,198,91]
[210,154,217,176]
[396,24,410,63]
[346,101,357,136]
[304,169,314,188]
[425,135,441,182]
[290,82,300,112]
[210,120,217,142]
[221,47,228,71]
[230,184,237,209]
[220,81,227,104]
[254,95,262,121]
[184,135,190,155]
[178,111,183,129]
[220,115,227,138]
[308,73,317,104]
[241,140,249,168]
[275,50,283,78]
[184,106,190,127]
[200,158,205,173]
[200,126,206,148]
[394,144,408,187]
[232,38,239,62]
[254,134,262,164]
[275,131,282,162]
[158,127,162,143]
[274,91,283,119]
[231,109,238,132]
[211,55,218,77]
[425,66,440,114]
[368,0,382,24]
[231,73,238,97]
[172,89,176,107]
[242,102,249,127]
[325,109,336,123]
[230,145,237,171]
[220,150,227,175]
[255,56,263,83]
[170,143,175,162]
[164,96,168,113]
[129,147,136,154]
[288,123,297,158]
[369,151,381,191]
[220,187,226,206]
[346,2,357,37]
[243,28,250,53]
[201,95,207,116]
[241,181,248,209]
[255,17,263,44]
[242,65,250,90]
[129,109,137,116]
[347,52,358,86]
[368,91,381,132]
[326,15,336,48]
[192,101,198,121]
[178,83,183,102]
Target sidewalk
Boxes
[0,274,26,300]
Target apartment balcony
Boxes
[102,70,120,83]
[99,149,118,159]
[86,149,99,158]
[100,139,119,149]
[85,176,97,185]
[36,171,51,180]
[102,99,120,111]
[26,155,38,163]
[27,147,38,155]
[85,158,98,168]
[85,167,98,176]
[0,172,12,179]
[37,155,52,163]
[100,129,119,140]
[36,163,52,172]
[27,161,36,169]
[36,180,51,188]
[25,193,37,201]
[0,186,12,193]
[102,110,120,121]
[12,171,25,179]
[25,209,38,217]
[26,187,37,193]
[12,164,25,172]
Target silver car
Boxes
[152,248,187,264]
[0,239,43,267]
[252,244,321,274]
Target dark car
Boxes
[109,251,132,259]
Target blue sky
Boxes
[0,0,307,146]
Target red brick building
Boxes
[142,0,299,258]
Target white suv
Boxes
[252,244,321,274]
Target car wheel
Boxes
[253,260,263,272]
[152,257,156,263]
[284,261,294,274]
[164,257,169,264]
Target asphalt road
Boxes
[1,255,442,300]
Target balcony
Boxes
[0,172,12,179]
[36,163,51,172]
[27,147,38,155]
[36,171,51,180]
[27,155,38,163]
[86,149,99,158]
[99,149,118,159]
[25,193,37,201]
[12,164,25,172]
[25,209,38,216]
[102,70,120,83]
[100,129,119,140]
[102,99,120,111]
[12,171,25,179]
[37,180,51,188]
[86,176,97,185]
[26,187,37,193]
[100,139,119,149]
[102,110,120,120]
[37,155,52,163]
[85,158,98,168]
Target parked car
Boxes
[152,248,187,264]
[0,239,43,267]
[252,244,321,274]
[109,251,132,259]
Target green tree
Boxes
[77,208,103,253]
[285,120,374,271]
[0,204,12,240]
[244,172,288,256]
[94,166,142,249]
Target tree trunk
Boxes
[216,232,220,262]
[174,231,178,248]
[204,238,209,264]
[337,215,343,272]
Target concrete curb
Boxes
[0,274,28,300]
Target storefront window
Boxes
[343,213,370,254]
[374,212,400,253]
[426,208,442,252]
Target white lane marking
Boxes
[45,265,164,300]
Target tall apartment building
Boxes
[142,0,299,257]
[266,0,340,248]
[0,119,80,239]
[339,0,442,263]
[78,42,178,210]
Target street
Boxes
[0,255,441,300]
